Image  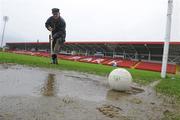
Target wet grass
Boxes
[156,75,180,100]
[0,52,180,100]
[0,52,161,84]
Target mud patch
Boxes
[97,104,122,118]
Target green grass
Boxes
[0,52,114,75]
[156,75,180,100]
[0,52,180,100]
[0,52,161,84]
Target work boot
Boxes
[54,54,58,64]
[54,58,58,64]
[51,54,56,64]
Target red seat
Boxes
[135,62,176,74]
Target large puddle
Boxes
[0,64,179,120]
[0,64,108,102]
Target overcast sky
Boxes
[0,0,180,45]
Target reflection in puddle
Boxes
[41,74,57,96]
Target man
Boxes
[45,8,66,64]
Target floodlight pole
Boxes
[161,0,173,78]
[1,16,9,48]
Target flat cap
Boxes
[52,8,59,13]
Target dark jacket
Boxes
[45,16,66,40]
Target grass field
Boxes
[0,51,180,100]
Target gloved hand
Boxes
[48,26,53,31]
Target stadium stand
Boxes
[6,41,180,74]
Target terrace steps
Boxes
[131,61,141,69]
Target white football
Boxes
[108,68,132,91]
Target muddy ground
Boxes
[0,64,179,120]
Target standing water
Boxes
[0,64,179,120]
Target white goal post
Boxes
[161,0,174,78]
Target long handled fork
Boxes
[49,32,53,55]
